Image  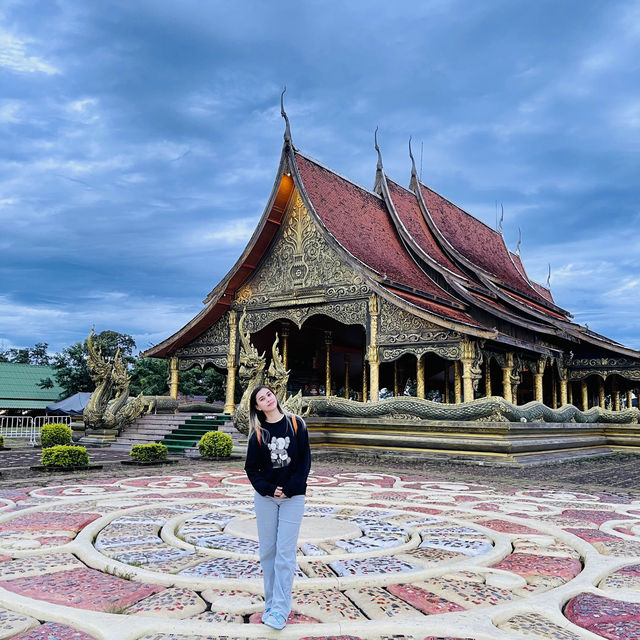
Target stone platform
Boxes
[0,465,639,639]
[306,417,640,464]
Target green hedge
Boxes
[41,423,72,448]
[41,445,89,468]
[0,434,4,448]
[130,443,168,462]
[198,431,233,458]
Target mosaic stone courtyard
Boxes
[0,466,640,640]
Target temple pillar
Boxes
[568,381,573,406]
[344,354,350,399]
[626,390,633,410]
[368,295,380,402]
[169,356,179,401]
[534,375,543,403]
[560,380,568,406]
[416,354,425,399]
[581,380,588,410]
[280,322,290,370]
[551,375,558,409]
[454,362,462,403]
[393,361,399,397]
[223,310,238,414]
[598,378,605,408]
[324,331,333,396]
[461,340,475,403]
[612,378,620,411]
[362,355,368,403]
[502,353,513,404]
[444,364,450,403]
[485,360,492,397]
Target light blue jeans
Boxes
[253,491,305,619]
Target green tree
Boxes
[52,331,137,397]
[1,342,51,365]
[130,358,169,396]
[178,365,226,403]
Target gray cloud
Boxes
[1,0,639,353]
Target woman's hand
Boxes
[273,487,285,498]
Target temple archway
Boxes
[250,315,366,398]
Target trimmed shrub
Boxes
[130,443,168,462]
[41,423,72,448]
[0,434,4,448]
[198,431,233,458]
[41,445,89,468]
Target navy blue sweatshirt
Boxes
[244,414,311,497]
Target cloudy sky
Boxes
[1,0,639,355]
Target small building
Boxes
[0,362,64,415]
[144,117,640,414]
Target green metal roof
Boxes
[0,362,64,409]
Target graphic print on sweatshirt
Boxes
[268,434,291,468]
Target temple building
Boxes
[144,115,640,416]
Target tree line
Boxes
[0,330,226,402]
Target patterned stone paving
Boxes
[0,468,639,639]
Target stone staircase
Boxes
[112,412,247,457]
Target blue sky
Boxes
[1,0,639,355]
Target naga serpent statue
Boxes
[83,329,177,432]
[232,317,639,430]
[233,309,306,435]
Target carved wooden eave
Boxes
[409,175,570,320]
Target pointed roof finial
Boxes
[516,227,522,255]
[280,86,291,143]
[374,126,383,172]
[498,203,504,234]
[409,136,418,182]
[546,263,552,288]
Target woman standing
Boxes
[244,385,311,631]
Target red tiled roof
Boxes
[419,184,548,302]
[385,179,467,278]
[295,153,461,305]
[383,286,484,329]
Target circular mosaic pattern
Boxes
[0,468,639,640]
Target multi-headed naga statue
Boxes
[233,309,305,435]
[83,329,174,432]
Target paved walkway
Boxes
[0,452,639,639]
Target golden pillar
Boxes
[626,390,633,410]
[598,378,605,408]
[344,354,350,399]
[368,295,380,402]
[485,360,492,397]
[362,354,368,403]
[581,380,588,410]
[568,381,573,406]
[393,361,399,397]
[533,360,546,402]
[444,364,450,403]
[280,322,290,370]
[324,331,332,397]
[223,310,238,414]
[416,354,425,399]
[169,356,179,400]
[460,340,475,403]
[454,361,462,404]
[612,378,620,411]
[502,353,513,404]
[560,380,568,406]
[551,375,558,409]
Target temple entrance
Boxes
[250,315,366,398]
